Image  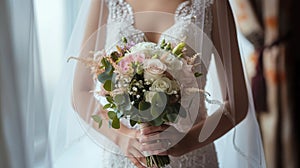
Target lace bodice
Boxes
[105,0,214,52]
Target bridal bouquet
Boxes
[69,37,204,167]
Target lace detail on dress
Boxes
[92,143,218,168]
[192,0,214,8]
[191,0,214,36]
[168,143,218,168]
[161,0,213,45]
[106,0,134,25]
[105,0,145,52]
[175,1,192,22]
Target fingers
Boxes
[128,139,147,167]
[131,148,147,165]
[139,133,169,143]
[128,147,147,168]
[141,124,169,135]
[141,141,167,152]
[128,156,146,168]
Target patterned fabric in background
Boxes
[232,0,295,167]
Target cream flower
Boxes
[130,42,157,57]
[170,60,198,89]
[160,53,183,71]
[150,77,174,94]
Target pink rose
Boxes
[143,59,167,80]
[118,53,145,73]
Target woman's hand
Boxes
[139,124,187,157]
[98,109,147,167]
[117,128,147,168]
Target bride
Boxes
[49,0,266,167]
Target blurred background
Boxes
[0,0,299,167]
[229,1,299,168]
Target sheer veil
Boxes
[48,0,93,163]
[48,0,266,167]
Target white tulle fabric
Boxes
[48,0,266,167]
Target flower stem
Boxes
[146,155,170,168]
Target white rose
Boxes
[162,53,183,71]
[130,42,157,57]
[143,59,167,80]
[150,77,173,94]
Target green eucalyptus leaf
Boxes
[108,111,116,120]
[166,113,178,123]
[91,115,101,123]
[98,59,114,83]
[114,94,125,105]
[98,119,103,128]
[107,65,114,75]
[162,113,169,122]
[112,117,120,129]
[103,80,113,91]
[111,104,117,109]
[138,101,151,111]
[106,96,114,103]
[130,119,137,127]
[98,74,111,83]
[152,92,167,108]
[103,104,111,109]
[119,104,132,113]
[150,106,160,117]
[101,58,108,68]
[150,116,164,126]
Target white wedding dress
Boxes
[53,0,219,168]
[50,0,266,168]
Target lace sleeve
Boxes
[191,0,214,37]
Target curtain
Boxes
[0,0,51,167]
[232,0,296,167]
[65,0,83,44]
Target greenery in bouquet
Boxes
[69,37,204,167]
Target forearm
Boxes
[92,114,134,147]
[74,91,133,147]
[181,110,233,153]
[179,102,246,154]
